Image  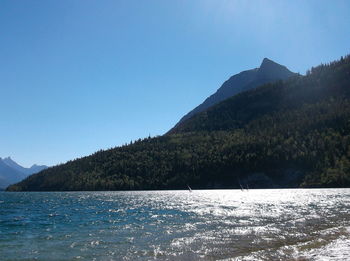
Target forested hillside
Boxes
[7,55,350,191]
[176,58,295,125]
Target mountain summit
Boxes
[257,58,295,80]
[0,157,47,189]
[174,58,296,127]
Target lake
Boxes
[0,189,349,260]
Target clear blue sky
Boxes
[1,0,349,167]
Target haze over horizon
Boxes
[1,0,350,167]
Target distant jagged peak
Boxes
[29,164,48,172]
[2,156,18,165]
[1,156,48,174]
[30,164,46,169]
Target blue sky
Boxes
[1,0,349,167]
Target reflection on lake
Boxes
[0,189,349,260]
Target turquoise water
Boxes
[0,189,349,260]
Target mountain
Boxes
[0,157,47,189]
[175,58,296,126]
[2,157,46,175]
[28,164,48,174]
[6,55,350,191]
[0,160,25,189]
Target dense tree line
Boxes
[7,55,350,191]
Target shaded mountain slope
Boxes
[7,55,350,191]
[175,58,296,126]
[2,157,47,175]
[0,157,47,189]
[0,160,25,189]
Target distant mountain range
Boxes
[7,55,350,191]
[174,58,296,126]
[0,157,47,189]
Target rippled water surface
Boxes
[1,189,349,260]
